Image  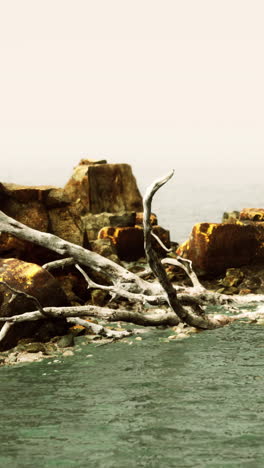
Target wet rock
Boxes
[177,222,260,276]
[221,268,244,288]
[64,160,143,214]
[57,334,75,348]
[62,350,74,357]
[16,352,44,364]
[0,258,68,350]
[16,342,49,354]
[239,276,261,291]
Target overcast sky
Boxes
[0,0,264,190]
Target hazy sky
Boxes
[1,0,264,190]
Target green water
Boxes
[1,321,264,468]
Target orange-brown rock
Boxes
[177,222,262,276]
[64,160,143,214]
[239,208,264,222]
[98,225,170,261]
[0,181,83,259]
[0,258,68,349]
[135,212,158,225]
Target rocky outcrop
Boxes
[99,225,170,261]
[239,208,264,222]
[0,160,158,263]
[177,222,261,276]
[0,258,68,349]
[178,207,264,276]
[64,159,143,214]
[0,182,83,261]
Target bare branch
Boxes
[42,257,75,270]
[0,281,52,318]
[143,171,234,329]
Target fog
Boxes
[0,1,264,193]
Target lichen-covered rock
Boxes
[222,211,240,223]
[0,258,68,350]
[221,268,244,287]
[177,222,260,276]
[64,160,143,214]
[82,212,136,241]
[135,212,158,226]
[240,208,264,222]
[98,225,170,261]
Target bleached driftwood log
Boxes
[142,170,259,329]
[0,171,264,341]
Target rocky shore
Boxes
[0,159,264,366]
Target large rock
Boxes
[82,212,136,241]
[177,222,262,276]
[98,225,170,261]
[64,159,143,214]
[240,208,264,222]
[0,182,83,258]
[0,258,68,349]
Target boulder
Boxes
[240,208,264,222]
[98,225,170,261]
[0,181,83,259]
[82,211,157,243]
[177,222,261,276]
[0,258,68,350]
[64,160,143,214]
[82,212,136,241]
[135,212,158,226]
[222,211,240,223]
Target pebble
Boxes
[63,350,74,357]
[135,336,142,341]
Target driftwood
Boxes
[0,170,264,347]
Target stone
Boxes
[98,225,170,261]
[0,258,68,350]
[177,222,260,276]
[45,188,71,208]
[91,289,109,306]
[48,206,83,245]
[16,352,44,363]
[89,238,119,262]
[82,212,136,242]
[222,211,240,223]
[221,268,244,288]
[0,182,77,262]
[135,212,158,225]
[57,334,75,348]
[240,208,264,222]
[62,350,74,357]
[16,342,49,354]
[64,160,143,214]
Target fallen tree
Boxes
[0,170,264,348]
